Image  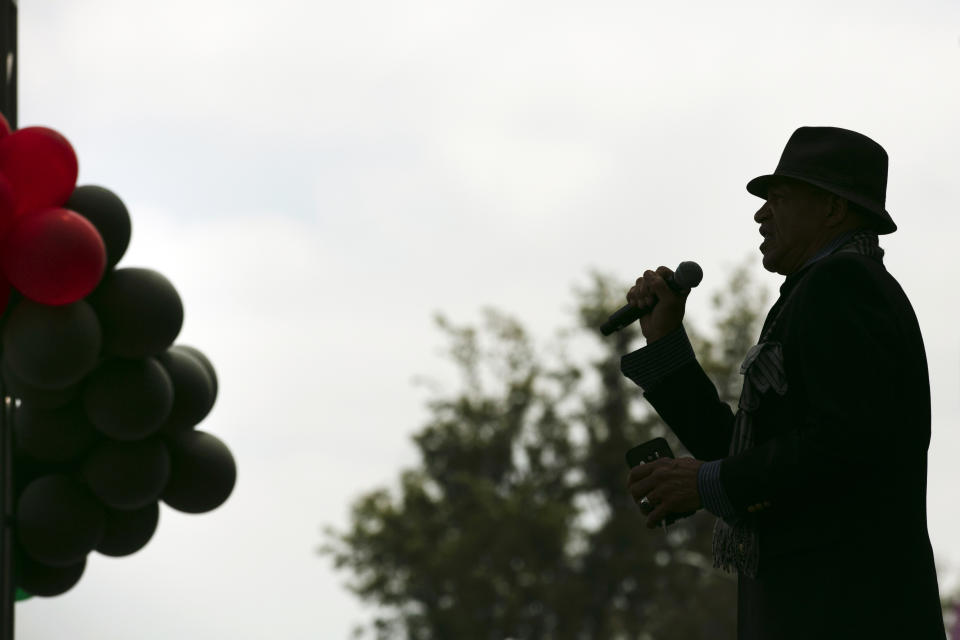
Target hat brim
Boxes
[745,172,897,235]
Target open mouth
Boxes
[759,228,774,250]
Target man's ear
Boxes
[825,194,849,227]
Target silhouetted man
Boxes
[623,127,945,639]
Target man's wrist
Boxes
[696,459,738,519]
[620,325,695,392]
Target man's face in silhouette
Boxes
[754,178,844,276]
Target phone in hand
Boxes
[625,437,696,526]
[625,436,675,468]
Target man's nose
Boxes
[754,203,770,223]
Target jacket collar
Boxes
[779,227,869,296]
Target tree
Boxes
[940,580,960,638]
[319,257,771,639]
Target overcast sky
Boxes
[11,1,960,637]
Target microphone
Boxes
[600,261,703,336]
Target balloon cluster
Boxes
[0,114,236,599]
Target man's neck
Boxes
[793,226,866,275]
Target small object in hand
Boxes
[626,437,696,527]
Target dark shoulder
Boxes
[803,251,887,292]
[786,252,893,318]
[789,251,924,357]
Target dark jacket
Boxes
[634,251,944,638]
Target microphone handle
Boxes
[599,275,688,336]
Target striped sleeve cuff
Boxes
[697,459,737,519]
[619,324,696,392]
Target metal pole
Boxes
[0,1,16,636]
[0,391,11,640]
[1,0,16,128]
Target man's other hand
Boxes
[626,456,705,529]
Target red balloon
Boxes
[2,207,106,305]
[0,112,10,138]
[0,173,15,241]
[0,127,78,215]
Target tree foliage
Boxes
[320,257,772,639]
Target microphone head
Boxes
[674,261,703,290]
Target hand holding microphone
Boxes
[600,262,702,341]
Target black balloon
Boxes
[82,357,174,441]
[0,288,22,322]
[13,399,98,463]
[1,357,82,410]
[16,474,105,567]
[162,430,236,514]
[171,344,217,399]
[15,553,86,597]
[96,502,160,557]
[12,455,63,497]
[82,437,170,510]
[2,299,101,389]
[157,348,214,434]
[89,268,183,357]
[65,185,132,270]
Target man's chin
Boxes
[760,249,786,275]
